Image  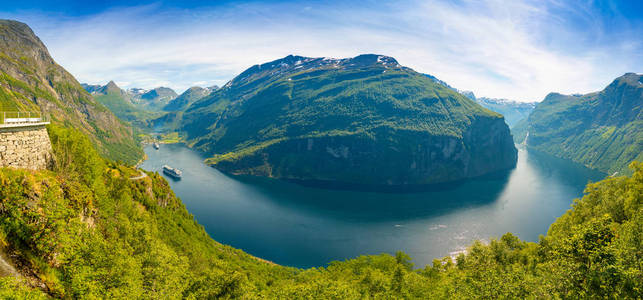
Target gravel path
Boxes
[129,170,148,180]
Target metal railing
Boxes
[0,111,49,125]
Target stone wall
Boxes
[0,124,53,170]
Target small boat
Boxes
[162,165,182,178]
[153,142,160,150]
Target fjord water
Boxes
[141,144,605,268]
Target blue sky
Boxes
[1,0,641,101]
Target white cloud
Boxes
[2,0,641,101]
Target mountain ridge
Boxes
[163,86,214,111]
[0,19,142,164]
[181,54,517,186]
[521,72,642,174]
[422,75,536,127]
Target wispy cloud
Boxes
[2,0,641,100]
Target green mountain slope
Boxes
[0,19,142,164]
[511,116,529,143]
[421,76,536,128]
[134,87,177,111]
[163,86,212,111]
[87,81,163,130]
[2,19,639,299]
[181,54,517,186]
[525,73,642,175]
[0,125,293,298]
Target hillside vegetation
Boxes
[524,73,642,175]
[163,86,213,112]
[88,81,164,130]
[421,75,536,128]
[0,125,294,298]
[1,125,640,298]
[181,54,517,186]
[1,19,640,299]
[0,20,142,165]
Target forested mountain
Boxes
[163,86,213,111]
[82,80,163,130]
[519,73,642,175]
[84,82,179,112]
[1,19,641,299]
[82,82,214,132]
[0,20,142,164]
[180,54,517,186]
[423,75,535,127]
[134,87,177,111]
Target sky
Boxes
[1,0,641,101]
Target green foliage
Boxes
[48,125,105,186]
[0,20,144,165]
[0,277,48,299]
[94,92,164,131]
[0,126,294,298]
[185,61,498,155]
[163,86,211,112]
[1,124,641,298]
[511,116,529,143]
[180,55,515,185]
[526,73,642,174]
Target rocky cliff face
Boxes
[0,19,142,164]
[186,54,517,186]
[215,119,516,186]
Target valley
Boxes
[0,8,641,299]
[141,143,604,268]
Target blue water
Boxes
[140,144,605,268]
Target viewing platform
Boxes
[0,111,50,129]
[0,111,53,170]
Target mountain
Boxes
[180,54,517,186]
[127,87,147,97]
[423,75,535,127]
[85,84,179,113]
[84,81,161,130]
[0,19,142,164]
[523,73,642,174]
[163,86,213,111]
[80,83,102,93]
[474,97,536,127]
[135,87,177,111]
[459,90,476,101]
[423,73,454,90]
[445,89,535,128]
[2,20,639,299]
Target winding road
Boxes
[129,170,148,180]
